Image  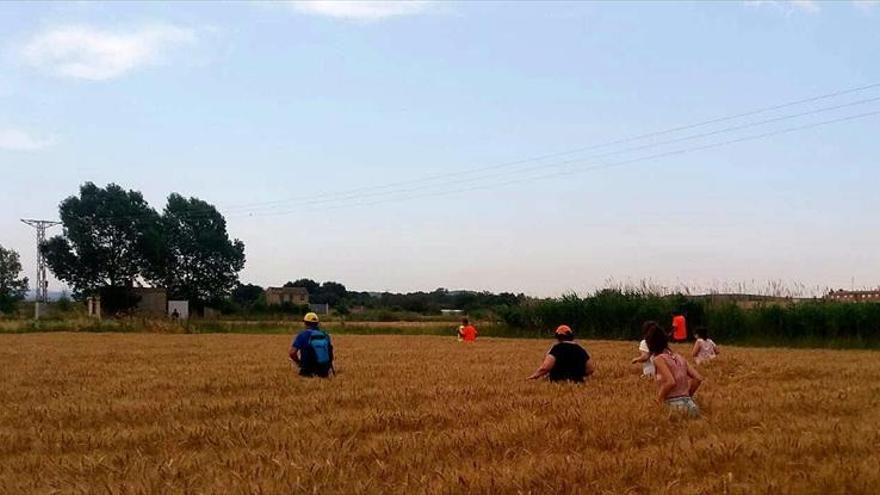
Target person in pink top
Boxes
[645,323,703,417]
[692,327,720,365]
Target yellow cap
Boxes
[303,312,320,323]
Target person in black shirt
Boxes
[527,325,595,382]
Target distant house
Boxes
[826,289,880,303]
[132,287,167,316]
[309,303,330,315]
[265,287,309,306]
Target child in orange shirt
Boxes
[458,318,477,342]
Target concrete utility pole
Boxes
[20,219,61,318]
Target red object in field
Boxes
[672,315,687,341]
[459,325,478,342]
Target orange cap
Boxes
[554,325,573,336]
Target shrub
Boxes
[498,290,880,346]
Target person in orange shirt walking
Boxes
[457,318,478,342]
[671,314,688,342]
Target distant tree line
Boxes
[347,288,524,315]
[227,278,526,317]
[42,183,245,314]
[497,289,880,346]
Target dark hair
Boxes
[462,318,469,325]
[694,326,709,339]
[556,333,575,342]
[644,323,669,355]
[642,320,660,339]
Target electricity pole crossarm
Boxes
[20,219,61,305]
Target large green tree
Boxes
[279,279,347,305]
[284,278,319,293]
[231,283,264,309]
[0,244,29,314]
[315,281,347,305]
[147,194,245,304]
[42,182,162,297]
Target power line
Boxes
[232,95,880,215]
[250,109,880,216]
[222,81,880,213]
[56,82,880,222]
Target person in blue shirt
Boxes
[289,312,335,378]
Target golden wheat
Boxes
[1,333,879,494]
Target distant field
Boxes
[2,318,877,349]
[0,318,479,336]
[2,334,879,494]
[193,319,473,335]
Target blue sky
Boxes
[1,1,879,296]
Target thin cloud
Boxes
[20,24,196,81]
[853,0,880,11]
[288,1,433,21]
[744,0,821,14]
[0,128,55,151]
[790,0,820,12]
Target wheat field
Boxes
[1,333,879,494]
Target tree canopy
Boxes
[42,182,161,296]
[43,183,246,306]
[231,283,264,309]
[315,281,347,305]
[282,279,348,305]
[284,278,320,293]
[146,194,245,304]
[266,278,523,315]
[0,244,29,314]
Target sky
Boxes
[1,0,879,297]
